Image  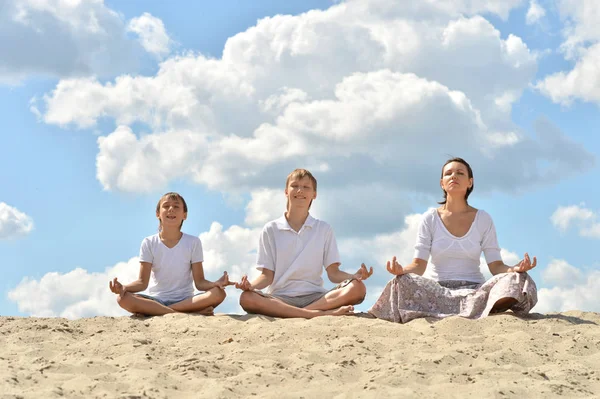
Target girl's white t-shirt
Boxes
[139,233,204,302]
[414,208,502,283]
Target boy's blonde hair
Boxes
[285,169,317,210]
[285,169,317,191]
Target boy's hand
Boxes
[353,263,374,281]
[235,275,254,291]
[109,278,125,295]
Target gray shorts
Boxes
[262,279,364,308]
[135,293,196,307]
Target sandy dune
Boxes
[1,311,599,398]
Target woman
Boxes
[369,158,538,323]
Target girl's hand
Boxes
[510,253,537,273]
[235,275,253,291]
[386,256,404,276]
[215,271,233,289]
[353,263,374,281]
[109,278,125,295]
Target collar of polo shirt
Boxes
[276,213,316,231]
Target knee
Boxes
[347,280,367,304]
[239,291,258,312]
[209,287,226,305]
[116,292,134,311]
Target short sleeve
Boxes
[139,237,153,263]
[323,225,341,269]
[191,237,204,263]
[480,211,502,264]
[413,210,434,261]
[256,225,276,271]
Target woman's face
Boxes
[440,161,473,198]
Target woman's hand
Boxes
[509,253,537,273]
[353,263,374,281]
[386,256,405,276]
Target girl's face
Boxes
[285,176,316,209]
[441,161,472,197]
[157,198,187,228]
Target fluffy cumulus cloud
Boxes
[536,1,600,104]
[127,12,172,58]
[551,204,600,238]
[0,202,34,239]
[0,0,171,83]
[536,259,600,313]
[36,0,593,225]
[8,257,139,318]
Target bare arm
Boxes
[488,253,537,275]
[326,263,374,284]
[387,257,428,276]
[249,268,274,290]
[192,262,232,291]
[236,268,274,291]
[110,262,151,295]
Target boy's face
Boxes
[156,198,187,227]
[285,176,316,209]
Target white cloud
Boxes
[535,259,600,313]
[96,125,208,193]
[8,257,140,318]
[245,189,284,227]
[127,12,172,58]
[37,2,584,213]
[31,1,593,237]
[536,43,600,105]
[541,258,585,288]
[557,0,600,56]
[536,1,600,105]
[526,0,546,25]
[0,0,153,83]
[551,204,600,238]
[0,202,34,239]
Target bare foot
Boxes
[326,305,354,316]
[192,306,215,316]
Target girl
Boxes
[369,158,538,323]
[109,192,230,316]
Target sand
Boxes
[1,311,599,398]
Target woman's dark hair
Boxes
[438,157,474,205]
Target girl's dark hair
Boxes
[156,192,188,231]
[438,157,474,205]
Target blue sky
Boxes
[1,0,599,318]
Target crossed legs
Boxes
[239,280,366,319]
[117,287,226,316]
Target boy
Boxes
[235,169,373,318]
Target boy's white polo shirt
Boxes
[257,214,341,297]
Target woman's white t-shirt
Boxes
[414,208,502,283]
[139,233,204,302]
